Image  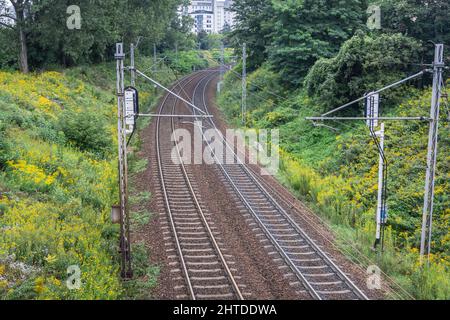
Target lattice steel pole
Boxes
[220,42,225,81]
[420,44,444,261]
[115,43,132,278]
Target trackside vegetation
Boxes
[0,51,211,299]
[0,69,121,299]
[221,0,450,299]
[218,60,450,300]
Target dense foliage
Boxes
[229,0,368,85]
[0,0,188,71]
[164,50,210,74]
[229,0,275,70]
[377,0,450,63]
[229,0,450,88]
[268,0,368,86]
[0,70,121,299]
[304,32,423,111]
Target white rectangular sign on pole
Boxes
[125,90,135,127]
[366,92,379,130]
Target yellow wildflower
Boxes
[44,254,57,264]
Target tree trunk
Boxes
[18,26,29,73]
[12,1,29,73]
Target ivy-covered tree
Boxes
[269,0,368,87]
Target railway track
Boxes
[155,71,245,300]
[188,70,369,300]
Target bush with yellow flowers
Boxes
[0,67,122,299]
[0,53,218,299]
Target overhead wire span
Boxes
[135,69,208,115]
[320,70,428,117]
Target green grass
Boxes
[121,243,160,299]
[129,191,151,206]
[0,68,121,299]
[130,158,148,174]
[131,209,152,228]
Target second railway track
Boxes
[153,68,369,300]
[155,71,246,300]
[189,69,369,300]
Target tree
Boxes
[197,30,208,50]
[304,32,422,111]
[28,0,121,67]
[0,0,30,73]
[377,0,450,63]
[118,0,183,57]
[196,33,223,51]
[0,23,17,69]
[160,9,195,52]
[268,0,368,87]
[228,0,275,71]
[0,0,185,70]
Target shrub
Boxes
[165,50,209,74]
[58,109,113,158]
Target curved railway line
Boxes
[154,68,369,300]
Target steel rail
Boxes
[156,72,203,299]
[191,74,322,299]
[156,70,243,300]
[194,70,369,300]
[170,75,244,301]
[244,156,413,300]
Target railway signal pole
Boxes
[420,44,444,261]
[220,42,225,81]
[115,43,132,278]
[242,43,247,125]
[130,43,136,87]
[113,42,217,279]
[306,44,445,260]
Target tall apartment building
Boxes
[180,0,235,34]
